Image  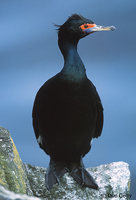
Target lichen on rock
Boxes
[0,127,27,194]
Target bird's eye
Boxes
[84,24,88,28]
[80,23,96,31]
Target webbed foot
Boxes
[45,159,68,190]
[69,158,98,189]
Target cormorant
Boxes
[32,14,115,190]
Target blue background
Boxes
[0,0,136,198]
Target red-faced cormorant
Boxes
[32,14,115,190]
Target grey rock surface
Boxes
[0,127,131,200]
[24,162,131,200]
[0,185,40,200]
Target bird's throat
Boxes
[59,40,86,81]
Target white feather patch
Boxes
[37,135,43,145]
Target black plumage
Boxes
[32,14,115,190]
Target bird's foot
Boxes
[45,158,98,190]
[45,159,68,190]
[69,158,98,190]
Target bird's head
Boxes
[57,14,115,43]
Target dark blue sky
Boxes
[0,0,136,197]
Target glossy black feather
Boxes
[33,73,103,162]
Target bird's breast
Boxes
[36,78,97,138]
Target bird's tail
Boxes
[45,158,98,190]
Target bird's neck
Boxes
[59,39,86,81]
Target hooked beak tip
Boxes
[110,26,116,31]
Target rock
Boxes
[24,162,131,200]
[0,127,131,200]
[0,127,27,194]
[0,185,41,200]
